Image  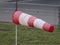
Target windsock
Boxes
[12,11,54,32]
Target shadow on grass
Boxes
[0,29,10,32]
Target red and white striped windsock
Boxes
[12,11,54,32]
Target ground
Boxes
[0,22,60,45]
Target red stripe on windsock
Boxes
[43,23,54,32]
[12,11,21,25]
[28,16,36,27]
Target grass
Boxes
[0,22,60,45]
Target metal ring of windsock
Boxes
[12,11,54,32]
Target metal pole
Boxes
[15,25,18,45]
[16,0,18,11]
[15,0,18,45]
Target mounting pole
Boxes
[16,0,18,11]
[15,0,18,45]
[15,25,18,45]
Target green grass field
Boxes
[0,22,60,45]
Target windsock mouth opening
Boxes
[12,11,21,25]
[49,26,54,32]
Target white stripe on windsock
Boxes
[34,19,46,29]
[19,13,31,26]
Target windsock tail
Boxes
[43,23,54,32]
